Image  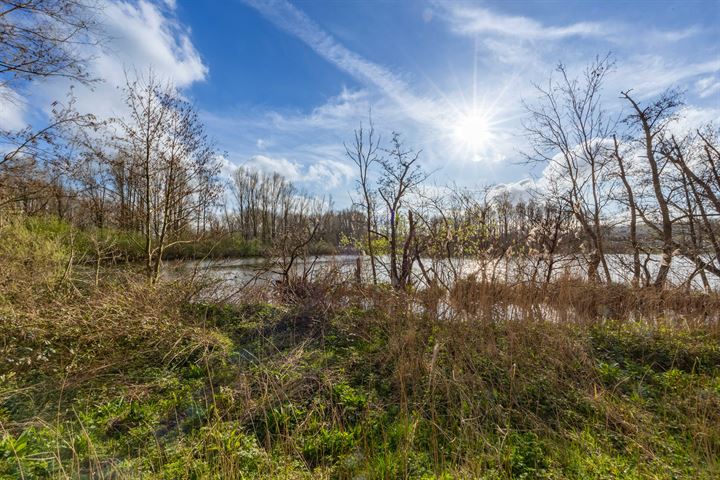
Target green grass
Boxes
[1,215,718,479]
[2,295,718,478]
[7,214,339,262]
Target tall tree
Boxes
[524,56,615,282]
[378,133,427,290]
[346,116,381,284]
[1,0,98,211]
[621,89,682,288]
[119,71,222,283]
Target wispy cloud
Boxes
[696,75,720,98]
[434,2,703,44]
[435,3,612,40]
[241,0,437,121]
[613,55,720,98]
[266,88,373,131]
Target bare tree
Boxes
[1,0,98,212]
[664,129,720,282]
[610,135,641,285]
[119,71,222,283]
[378,132,427,290]
[230,167,296,244]
[620,89,682,287]
[346,116,381,284]
[524,56,615,282]
[1,93,96,210]
[0,0,97,91]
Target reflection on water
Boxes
[168,254,719,292]
[164,254,719,325]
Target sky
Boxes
[3,0,720,206]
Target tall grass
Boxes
[1,216,718,478]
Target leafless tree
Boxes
[610,134,642,285]
[119,71,222,283]
[620,89,682,287]
[378,132,427,290]
[663,129,720,282]
[346,115,381,284]
[1,92,97,211]
[0,0,97,89]
[524,56,616,282]
[1,0,99,212]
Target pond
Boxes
[167,253,719,293]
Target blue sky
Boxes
[3,0,719,205]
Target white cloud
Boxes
[243,155,302,180]
[488,179,536,204]
[667,105,720,136]
[435,3,611,40]
[305,159,355,187]
[268,88,373,131]
[0,86,28,131]
[99,0,207,87]
[645,26,701,43]
[238,154,354,189]
[434,2,701,47]
[36,0,207,120]
[696,76,720,98]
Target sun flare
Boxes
[451,110,492,151]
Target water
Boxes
[168,253,719,293]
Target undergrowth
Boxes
[1,217,718,479]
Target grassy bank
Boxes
[1,218,719,479]
[6,215,338,264]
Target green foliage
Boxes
[0,215,69,283]
[591,321,720,375]
[332,382,367,424]
[507,432,549,479]
[301,427,356,466]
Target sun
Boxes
[451,110,492,151]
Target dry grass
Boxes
[1,217,719,478]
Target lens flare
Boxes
[452,110,491,151]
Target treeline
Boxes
[1,2,718,290]
[224,167,363,247]
[3,63,718,290]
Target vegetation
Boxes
[1,216,719,479]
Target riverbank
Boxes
[1,218,719,479]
